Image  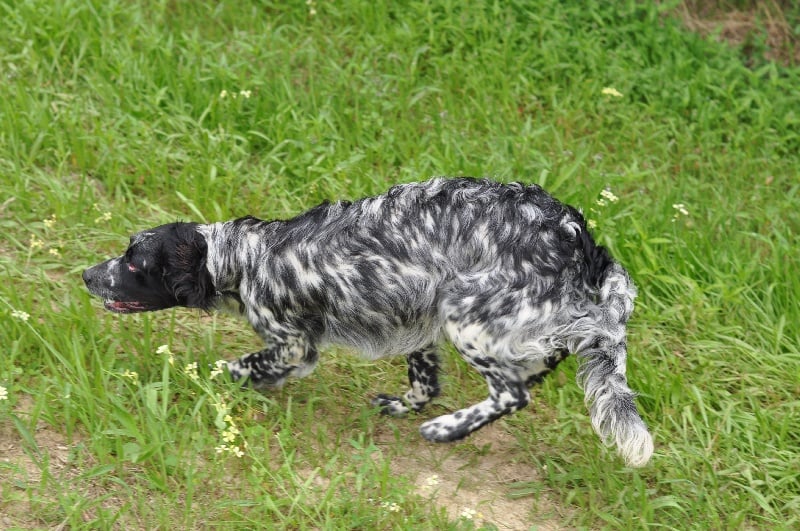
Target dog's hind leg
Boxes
[419,321,530,442]
[372,345,440,416]
[419,369,529,442]
[523,349,570,387]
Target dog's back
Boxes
[258,178,590,354]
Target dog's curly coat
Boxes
[83,177,653,467]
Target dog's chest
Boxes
[320,316,441,359]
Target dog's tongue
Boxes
[104,300,147,313]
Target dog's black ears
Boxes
[169,224,216,311]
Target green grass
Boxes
[1,0,799,528]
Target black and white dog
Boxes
[83,178,653,467]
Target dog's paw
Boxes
[371,394,411,416]
[225,360,251,382]
[419,413,472,442]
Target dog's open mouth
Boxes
[103,300,158,313]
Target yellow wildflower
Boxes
[601,87,623,98]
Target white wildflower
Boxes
[672,203,690,222]
[215,443,244,458]
[672,203,689,216]
[157,345,175,365]
[0,385,8,401]
[184,362,199,381]
[229,445,244,458]
[424,474,440,487]
[419,473,441,495]
[587,219,598,230]
[213,400,229,414]
[239,89,251,99]
[600,189,619,203]
[29,235,44,250]
[43,214,57,229]
[210,359,227,379]
[602,87,623,98]
[94,211,112,224]
[11,309,30,322]
[122,370,139,383]
[222,424,240,443]
[220,89,228,99]
[380,501,400,513]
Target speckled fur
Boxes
[83,177,653,467]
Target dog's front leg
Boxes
[227,335,318,389]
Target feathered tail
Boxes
[575,256,654,467]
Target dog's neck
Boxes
[197,218,278,296]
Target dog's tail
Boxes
[573,239,653,467]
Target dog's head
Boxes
[82,222,216,313]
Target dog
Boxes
[83,177,653,467]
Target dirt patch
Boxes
[1,391,571,529]
[675,0,799,66]
[1,396,67,528]
[0,395,125,529]
[380,422,570,530]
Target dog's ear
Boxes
[169,224,216,311]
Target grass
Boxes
[1,0,799,528]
